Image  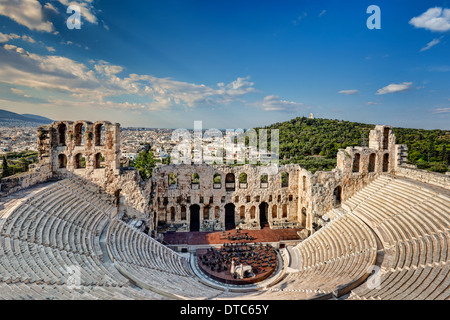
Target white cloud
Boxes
[11,87,31,98]
[0,32,20,43]
[420,37,443,51]
[46,46,56,52]
[319,10,327,17]
[44,2,59,13]
[0,44,259,112]
[409,7,450,32]
[376,82,413,95]
[366,101,382,106]
[248,95,305,112]
[432,107,450,113]
[22,35,36,43]
[0,0,54,32]
[338,89,358,95]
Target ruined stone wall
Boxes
[39,121,152,225]
[153,164,301,232]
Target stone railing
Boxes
[395,165,450,190]
[0,163,52,197]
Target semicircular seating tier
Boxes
[0,179,166,300]
[344,175,450,300]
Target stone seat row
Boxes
[0,282,164,300]
[107,219,190,276]
[271,214,377,299]
[0,194,108,257]
[343,176,450,300]
[106,219,223,299]
[114,260,222,299]
[349,260,449,300]
[0,235,128,287]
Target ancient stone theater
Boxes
[0,121,448,300]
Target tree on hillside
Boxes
[1,155,12,178]
[134,150,156,181]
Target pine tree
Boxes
[1,155,11,178]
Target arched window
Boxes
[368,153,376,173]
[203,206,209,220]
[74,123,85,146]
[57,124,67,146]
[383,127,390,150]
[250,206,256,219]
[334,186,342,207]
[260,174,268,188]
[181,206,186,220]
[94,123,105,146]
[352,153,360,173]
[282,204,288,218]
[74,153,85,169]
[383,153,389,172]
[168,173,177,188]
[302,207,307,217]
[272,205,277,219]
[213,173,221,189]
[214,206,220,219]
[240,206,245,220]
[170,207,175,221]
[58,154,67,169]
[94,153,104,169]
[225,173,235,191]
[191,173,200,189]
[282,172,289,188]
[239,173,248,189]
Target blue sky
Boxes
[0,0,449,129]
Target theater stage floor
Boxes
[163,226,302,245]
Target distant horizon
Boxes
[0,1,449,130]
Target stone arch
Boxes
[334,186,342,207]
[239,205,245,220]
[191,173,200,189]
[94,123,105,146]
[74,153,85,169]
[383,153,389,172]
[170,207,175,221]
[383,127,390,150]
[282,172,289,188]
[168,172,177,188]
[272,204,277,219]
[214,206,220,219]
[181,206,187,220]
[368,153,376,173]
[224,203,235,230]
[57,123,67,146]
[74,123,86,146]
[225,173,235,191]
[189,204,200,232]
[260,173,268,188]
[203,206,209,220]
[250,206,256,220]
[239,172,248,189]
[282,204,288,218]
[352,153,361,173]
[58,154,67,169]
[259,202,268,228]
[94,153,104,169]
[213,172,221,188]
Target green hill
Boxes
[255,117,450,173]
